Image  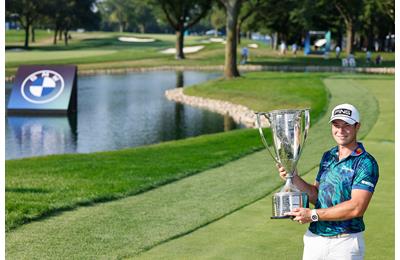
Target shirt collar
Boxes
[330,142,365,158]
[350,142,365,157]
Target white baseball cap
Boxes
[329,103,360,125]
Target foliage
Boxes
[154,0,212,59]
[210,4,226,34]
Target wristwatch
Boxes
[311,209,319,222]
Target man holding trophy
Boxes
[256,104,379,260]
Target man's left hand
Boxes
[284,208,312,224]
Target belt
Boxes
[325,233,351,239]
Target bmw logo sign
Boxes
[21,70,65,104]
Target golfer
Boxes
[278,103,379,260]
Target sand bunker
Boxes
[209,38,225,43]
[161,45,205,54]
[248,43,259,48]
[118,37,155,43]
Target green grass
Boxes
[133,75,394,260]
[5,71,329,232]
[5,29,54,45]
[6,74,393,259]
[5,129,262,231]
[185,72,329,123]
[5,30,394,77]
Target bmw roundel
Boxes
[20,70,65,104]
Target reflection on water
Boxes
[5,71,242,159]
[6,115,77,157]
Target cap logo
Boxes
[334,108,352,117]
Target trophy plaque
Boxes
[256,109,310,219]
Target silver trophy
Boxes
[256,109,310,219]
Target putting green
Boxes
[5,74,393,259]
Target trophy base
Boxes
[271,191,309,219]
[270,215,292,219]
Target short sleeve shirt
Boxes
[309,142,379,236]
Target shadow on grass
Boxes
[6,37,174,52]
[6,187,51,194]
[249,57,394,68]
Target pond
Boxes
[5,71,243,160]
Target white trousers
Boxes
[303,229,365,260]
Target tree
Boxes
[100,0,135,32]
[156,0,212,59]
[359,0,394,51]
[5,0,42,48]
[331,0,363,55]
[220,0,243,78]
[237,0,264,44]
[210,5,225,37]
[44,0,99,45]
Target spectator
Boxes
[280,42,287,55]
[374,41,379,52]
[240,47,249,64]
[348,53,356,67]
[375,55,382,65]
[366,51,372,64]
[335,46,341,58]
[292,43,298,56]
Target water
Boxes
[5,71,242,160]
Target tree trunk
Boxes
[273,32,278,50]
[175,27,185,59]
[64,30,69,46]
[345,21,353,55]
[59,29,63,40]
[24,24,30,48]
[31,26,35,43]
[367,31,374,51]
[236,21,241,45]
[119,23,124,33]
[53,27,58,45]
[139,24,145,34]
[223,0,241,78]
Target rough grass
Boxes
[5,129,263,231]
[185,71,329,124]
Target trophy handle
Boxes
[300,109,310,155]
[256,112,280,164]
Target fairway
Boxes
[5,74,393,259]
[5,31,395,78]
[6,50,117,62]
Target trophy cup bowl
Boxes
[256,109,310,219]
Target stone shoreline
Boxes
[165,88,268,129]
[5,65,394,83]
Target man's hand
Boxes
[276,164,297,181]
[284,208,312,224]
